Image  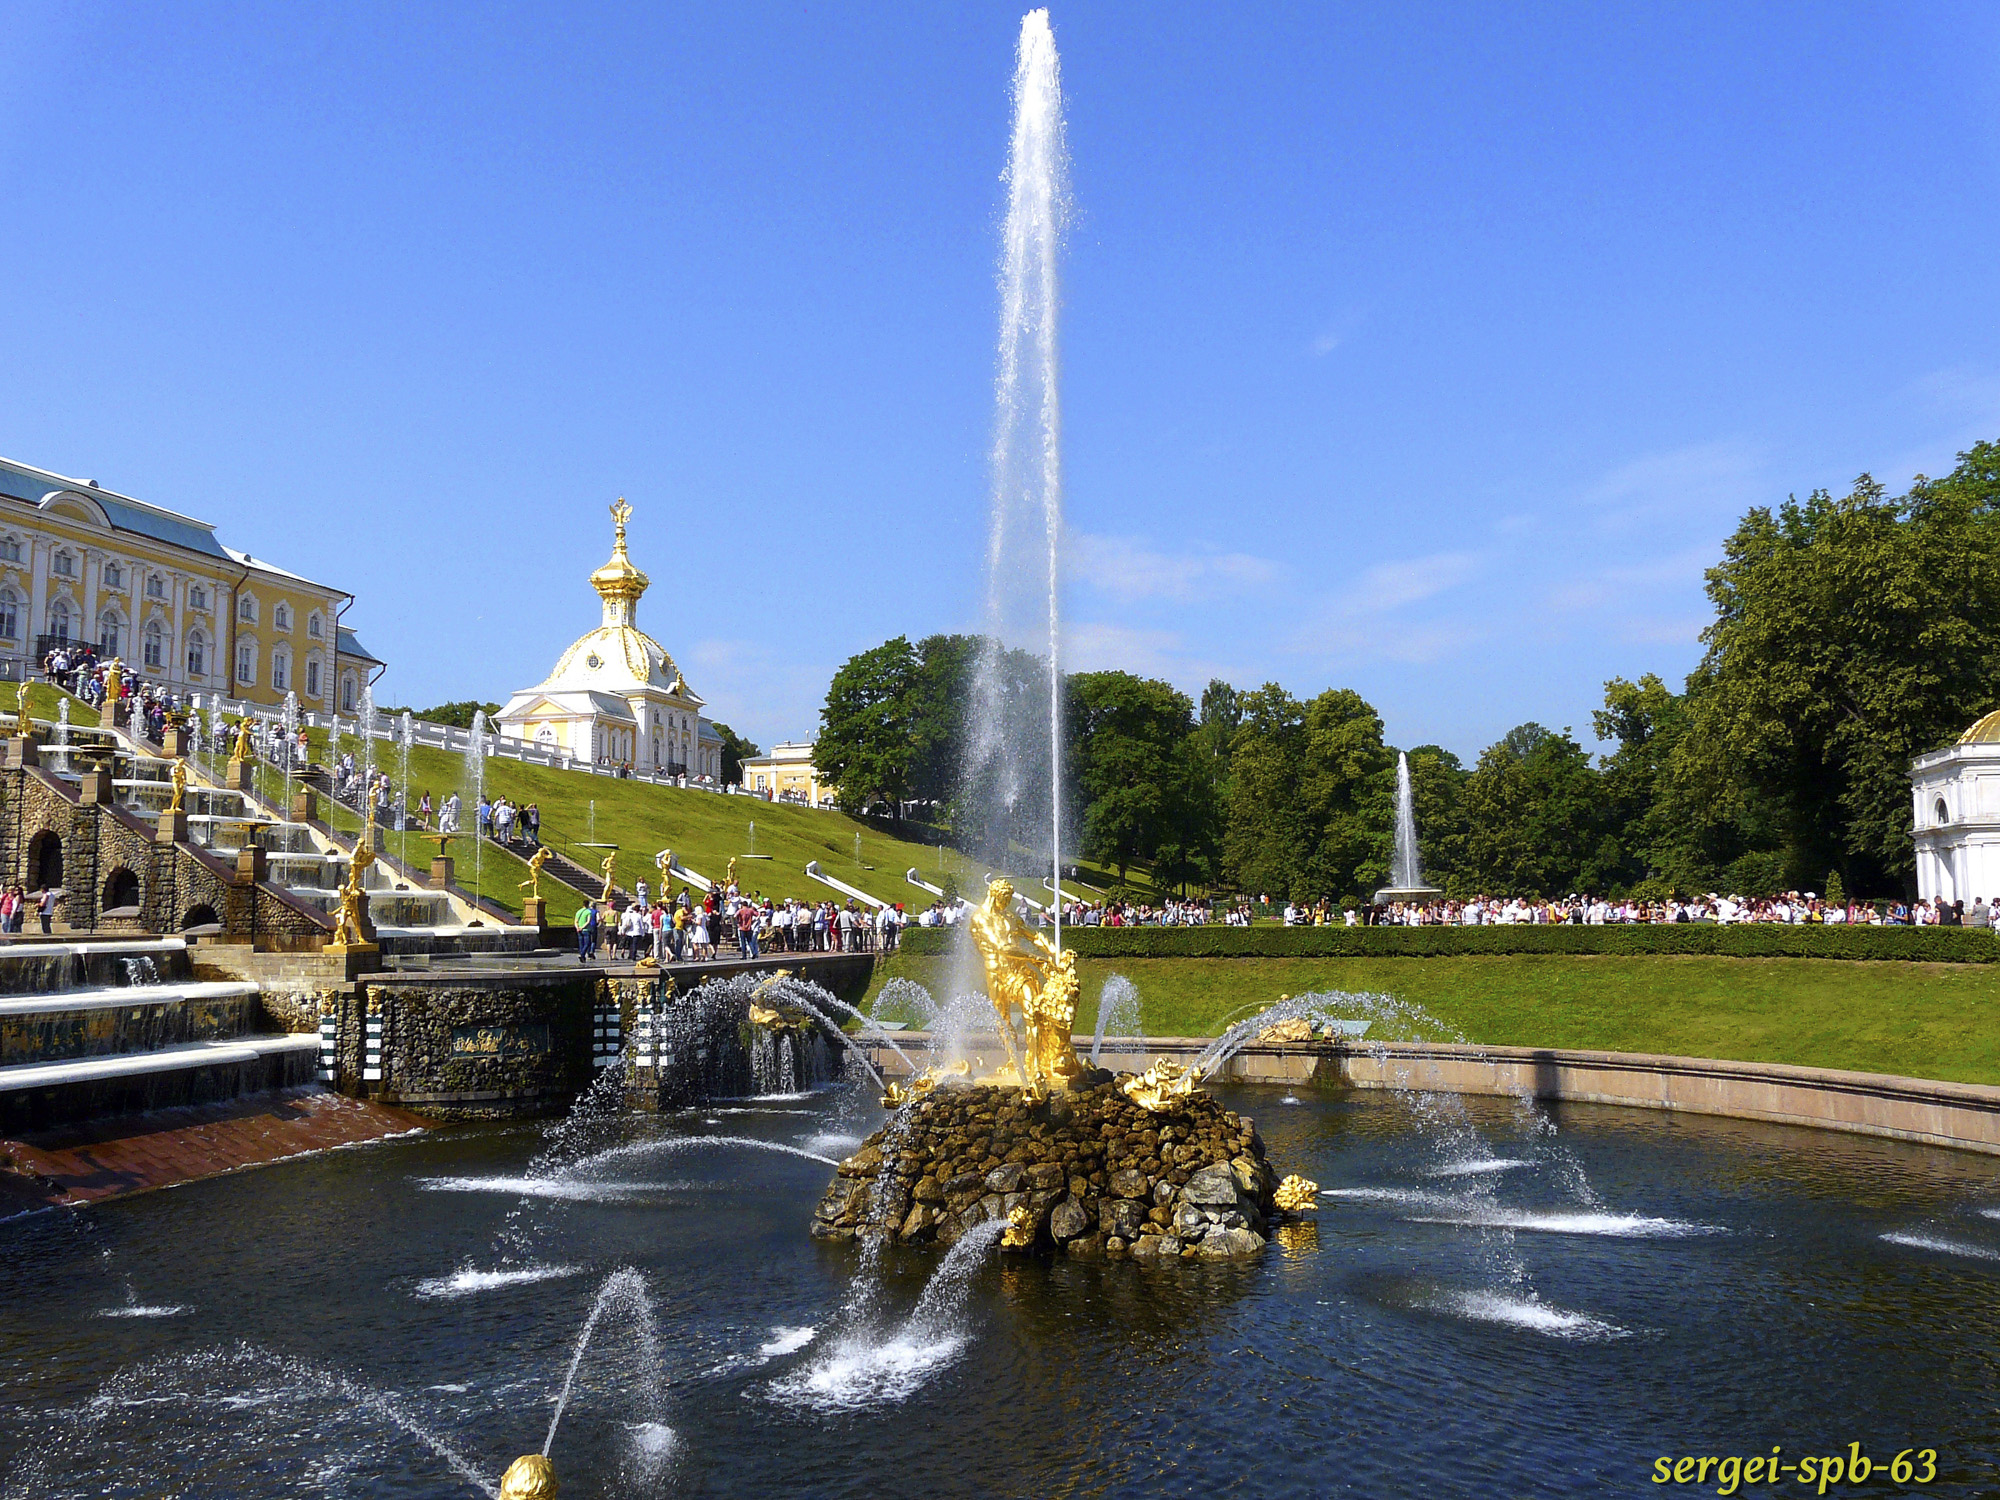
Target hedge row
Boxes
[893,923,2000,964]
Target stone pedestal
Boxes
[78,768,113,804]
[291,787,318,822]
[323,940,382,979]
[156,809,189,845]
[430,856,455,889]
[224,758,253,792]
[164,724,191,758]
[234,844,268,883]
[3,735,39,769]
[521,896,547,930]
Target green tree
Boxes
[1297,688,1395,897]
[1684,445,2000,893]
[1066,670,1196,881]
[708,723,759,785]
[1458,723,1606,896]
[415,700,502,729]
[1222,684,1311,900]
[814,637,921,820]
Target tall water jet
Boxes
[399,710,414,861]
[1373,750,1441,907]
[965,8,1068,943]
[466,710,489,909]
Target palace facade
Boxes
[0,455,383,709]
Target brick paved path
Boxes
[0,1087,425,1212]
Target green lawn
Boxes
[866,951,2000,1087]
[270,727,992,918]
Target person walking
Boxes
[574,899,596,963]
[36,884,59,935]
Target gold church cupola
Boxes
[590,497,650,628]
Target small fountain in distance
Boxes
[1373,750,1442,906]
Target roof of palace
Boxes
[1960,710,2000,745]
[0,455,235,559]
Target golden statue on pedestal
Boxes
[967,879,1083,1096]
[333,806,377,946]
[232,716,254,762]
[726,856,738,891]
[168,758,189,814]
[13,690,31,738]
[103,658,122,712]
[519,844,551,899]
[598,851,618,904]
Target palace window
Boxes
[306,657,321,698]
[146,574,165,600]
[307,611,323,640]
[186,631,207,678]
[47,600,70,640]
[103,563,122,590]
[0,537,19,563]
[237,642,255,686]
[188,585,207,611]
[97,610,122,657]
[274,603,290,632]
[340,672,357,711]
[52,552,74,579]
[142,619,163,669]
[0,590,17,642]
[270,648,288,692]
[238,595,256,623]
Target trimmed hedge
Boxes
[894,922,2000,964]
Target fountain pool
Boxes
[6,1081,2000,1496]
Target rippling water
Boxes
[6,1085,2000,1497]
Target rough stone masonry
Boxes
[810,1075,1283,1260]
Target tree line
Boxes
[813,443,2000,901]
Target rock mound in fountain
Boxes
[810,1077,1281,1260]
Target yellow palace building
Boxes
[0,455,384,709]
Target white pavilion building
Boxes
[495,499,723,778]
[1910,709,2000,905]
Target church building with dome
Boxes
[494,499,722,778]
[1909,709,2000,905]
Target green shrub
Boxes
[894,922,2000,964]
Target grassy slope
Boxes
[282,730,991,918]
[867,951,2000,1087]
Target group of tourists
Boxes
[0,884,60,934]
[1308,893,1994,927]
[40,645,195,745]
[569,885,906,965]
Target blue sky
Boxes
[4,2,1999,760]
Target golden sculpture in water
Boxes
[333,805,377,946]
[1273,1175,1320,1213]
[598,851,617,903]
[498,1453,558,1499]
[1001,1202,1038,1249]
[518,844,552,899]
[1121,1057,1199,1113]
[967,879,1083,1095]
[168,758,189,814]
[881,1059,967,1108]
[12,690,31,738]
[232,716,254,762]
[1258,1017,1314,1044]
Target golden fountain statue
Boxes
[598,850,618,904]
[726,856,738,891]
[232,716,255,762]
[1273,1175,1320,1213]
[498,1453,558,1498]
[13,689,31,738]
[655,848,674,882]
[333,805,378,946]
[518,844,552,899]
[966,878,1083,1096]
[103,657,122,711]
[168,758,189,814]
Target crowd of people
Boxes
[569,883,906,964]
[1291,893,1995,927]
[41,644,195,745]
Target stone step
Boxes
[0,1034,320,1132]
[0,982,264,1064]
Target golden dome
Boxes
[590,497,649,606]
[1959,710,2000,744]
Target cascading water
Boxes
[399,710,414,857]
[280,691,299,814]
[358,686,378,820]
[1089,972,1142,1065]
[965,9,1068,933]
[465,711,488,907]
